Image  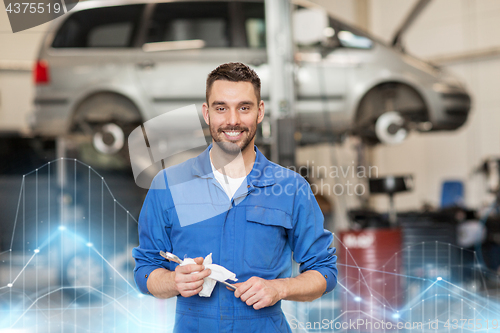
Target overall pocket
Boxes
[244,206,292,270]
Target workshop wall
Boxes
[310,0,357,26]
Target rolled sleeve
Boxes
[133,264,160,295]
[308,250,338,294]
[132,172,173,295]
[289,179,338,294]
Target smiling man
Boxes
[132,62,337,333]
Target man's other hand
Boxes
[174,257,211,297]
[233,276,283,310]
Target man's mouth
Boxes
[222,130,244,140]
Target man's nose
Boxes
[226,108,241,126]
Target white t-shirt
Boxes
[210,160,246,200]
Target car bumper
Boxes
[29,98,71,137]
[436,91,471,130]
[428,83,471,131]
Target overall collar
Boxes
[192,143,275,187]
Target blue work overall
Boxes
[133,145,337,333]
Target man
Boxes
[132,62,337,332]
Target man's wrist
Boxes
[271,278,289,301]
[172,271,179,294]
[166,269,180,296]
[147,268,180,298]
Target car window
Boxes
[52,5,144,48]
[337,30,372,49]
[331,19,373,49]
[146,2,230,48]
[243,2,266,48]
[88,23,133,47]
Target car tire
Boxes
[71,94,142,169]
[61,251,110,303]
[354,83,427,145]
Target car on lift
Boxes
[30,0,471,162]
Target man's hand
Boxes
[233,276,284,310]
[174,257,211,297]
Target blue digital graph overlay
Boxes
[0,158,499,332]
[0,158,176,332]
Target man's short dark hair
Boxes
[206,62,261,104]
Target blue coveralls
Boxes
[133,144,337,332]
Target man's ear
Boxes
[202,103,210,125]
[257,100,265,124]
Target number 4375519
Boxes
[444,319,499,330]
[5,2,61,14]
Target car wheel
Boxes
[354,83,427,145]
[71,94,142,169]
[62,252,109,303]
[375,111,408,145]
[92,122,125,155]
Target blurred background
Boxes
[1,0,500,332]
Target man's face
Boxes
[202,80,264,155]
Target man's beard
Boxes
[210,122,257,155]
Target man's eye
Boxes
[240,106,249,111]
[216,107,226,111]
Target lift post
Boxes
[265,0,296,167]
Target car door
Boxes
[293,12,353,138]
[332,20,378,131]
[133,1,267,120]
